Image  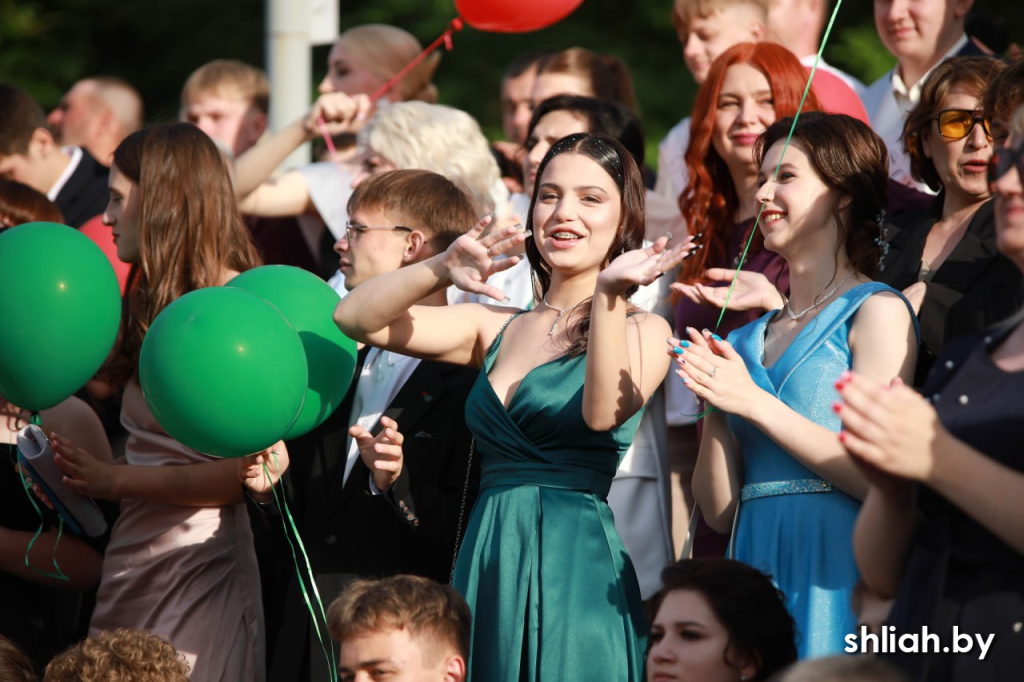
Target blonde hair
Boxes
[671,0,768,33]
[43,629,190,681]
[336,24,440,103]
[180,59,270,113]
[359,101,504,215]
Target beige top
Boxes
[90,382,264,681]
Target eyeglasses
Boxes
[343,222,413,242]
[988,144,1024,185]
[933,109,993,141]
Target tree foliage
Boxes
[3,0,1020,168]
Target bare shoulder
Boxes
[851,289,914,336]
[627,308,673,340]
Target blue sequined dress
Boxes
[726,282,915,658]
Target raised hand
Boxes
[239,441,290,503]
[668,327,763,416]
[597,234,695,295]
[51,433,119,500]
[350,416,405,493]
[305,92,372,140]
[671,268,784,312]
[836,372,946,484]
[443,214,530,301]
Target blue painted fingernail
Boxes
[680,340,690,348]
[673,346,684,354]
[711,334,722,341]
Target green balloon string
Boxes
[16,431,70,582]
[679,0,845,421]
[712,0,845,333]
[262,455,338,682]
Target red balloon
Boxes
[456,0,584,32]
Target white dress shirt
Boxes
[862,34,969,195]
[343,347,421,486]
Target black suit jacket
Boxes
[53,148,109,228]
[261,351,479,682]
[881,196,1024,384]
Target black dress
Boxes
[0,444,83,670]
[882,314,1024,681]
[880,196,1024,385]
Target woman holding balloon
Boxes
[48,122,278,682]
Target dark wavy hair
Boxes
[524,133,646,357]
[902,56,1006,192]
[755,112,889,278]
[677,42,822,284]
[652,559,797,681]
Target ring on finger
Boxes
[708,365,717,379]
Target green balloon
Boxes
[0,222,121,411]
[139,287,308,458]
[228,266,357,439]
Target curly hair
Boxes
[902,56,1006,192]
[43,629,190,681]
[677,42,822,284]
[358,101,503,216]
[652,559,797,681]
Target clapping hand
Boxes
[596,233,695,295]
[350,416,405,493]
[443,214,530,301]
[836,372,945,484]
[668,327,763,416]
[671,268,784,312]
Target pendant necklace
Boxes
[542,294,588,336]
[785,271,855,321]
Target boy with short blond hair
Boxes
[180,59,270,157]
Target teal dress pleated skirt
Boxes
[453,325,647,682]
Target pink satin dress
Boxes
[90,382,264,681]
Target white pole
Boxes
[266,0,312,169]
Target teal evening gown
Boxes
[726,282,916,659]
[453,316,648,682]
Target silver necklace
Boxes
[785,271,855,321]
[542,293,588,336]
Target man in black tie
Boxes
[256,169,483,682]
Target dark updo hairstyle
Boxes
[527,94,645,168]
[524,133,646,358]
[754,112,888,278]
[653,559,797,682]
[902,56,1006,192]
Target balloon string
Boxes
[317,18,462,167]
[262,456,337,682]
[369,18,463,103]
[681,1,844,421]
[16,443,69,582]
[712,0,845,333]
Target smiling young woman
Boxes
[679,112,918,659]
[335,133,692,681]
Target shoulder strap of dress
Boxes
[482,310,527,362]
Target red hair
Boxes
[678,42,822,283]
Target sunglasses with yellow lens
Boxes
[934,109,993,141]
